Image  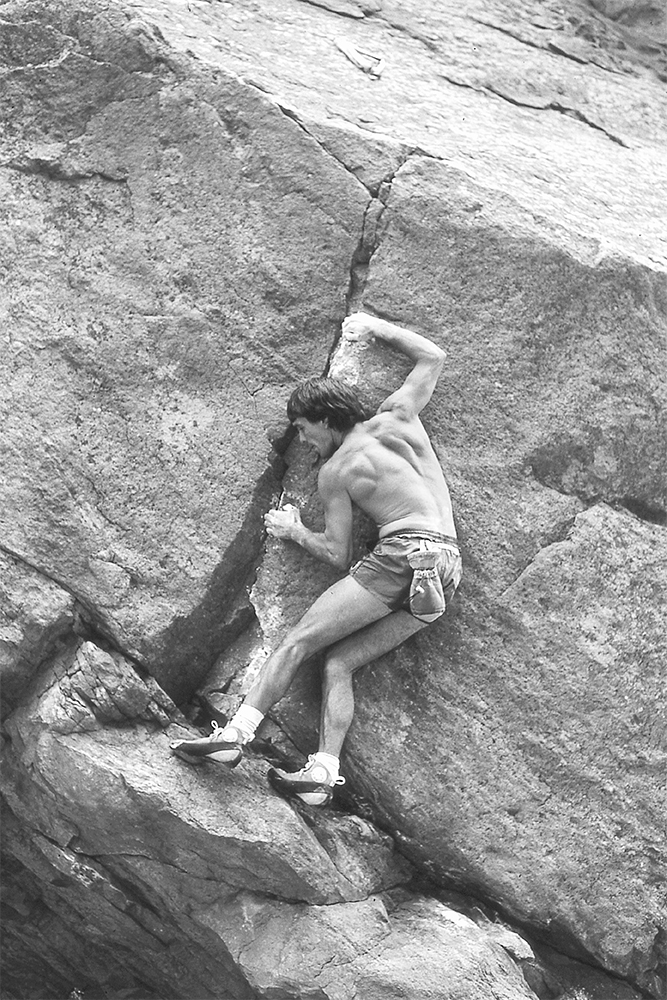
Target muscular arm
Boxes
[264,467,353,571]
[342,312,445,418]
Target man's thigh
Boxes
[291,574,392,653]
[325,609,428,674]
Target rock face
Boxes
[0,0,369,702]
[1,1,665,998]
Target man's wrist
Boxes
[291,522,309,547]
[370,317,391,340]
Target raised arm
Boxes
[342,312,445,418]
[264,467,354,571]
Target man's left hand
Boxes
[264,505,301,540]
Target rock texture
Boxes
[0,0,369,702]
[1,0,665,998]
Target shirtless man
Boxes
[170,313,461,805]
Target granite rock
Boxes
[1,0,665,997]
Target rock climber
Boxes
[170,312,462,805]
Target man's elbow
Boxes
[329,546,353,571]
[417,349,444,384]
[432,346,446,368]
[419,345,445,373]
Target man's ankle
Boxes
[312,751,340,781]
[226,704,264,744]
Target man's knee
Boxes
[323,650,355,684]
[280,625,321,662]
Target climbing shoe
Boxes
[169,721,243,768]
[268,755,345,807]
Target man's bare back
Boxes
[284,313,457,571]
[324,410,456,540]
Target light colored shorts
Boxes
[349,530,462,623]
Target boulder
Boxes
[1,0,665,997]
[204,891,541,999]
[2,639,541,1000]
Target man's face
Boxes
[292,417,335,458]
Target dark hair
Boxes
[287,377,369,432]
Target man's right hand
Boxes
[342,313,381,343]
[344,313,445,418]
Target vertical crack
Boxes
[345,197,381,316]
[344,152,413,316]
[267,93,417,324]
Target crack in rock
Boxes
[267,98,417,362]
[0,541,161,692]
[295,0,368,19]
[473,16,622,73]
[375,14,441,53]
[619,495,666,526]
[3,154,129,184]
[275,100,374,195]
[344,150,414,317]
[0,45,74,75]
[345,197,383,316]
[470,17,547,53]
[0,541,81,605]
[487,87,631,148]
[436,72,630,147]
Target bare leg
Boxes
[320,610,428,757]
[244,575,392,715]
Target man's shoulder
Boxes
[364,410,425,437]
[318,453,350,487]
[320,434,370,480]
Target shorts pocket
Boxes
[407,549,447,623]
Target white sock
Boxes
[312,752,340,780]
[225,704,264,744]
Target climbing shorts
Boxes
[349,530,462,623]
